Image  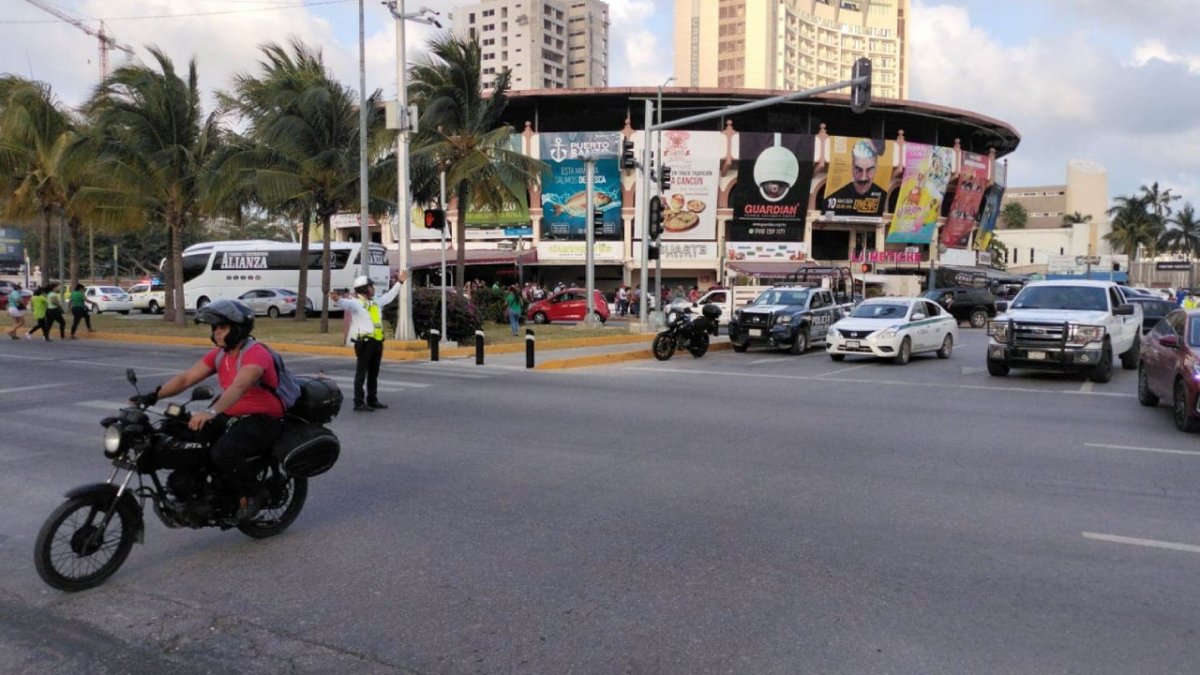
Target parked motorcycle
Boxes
[652,301,722,361]
[34,369,342,592]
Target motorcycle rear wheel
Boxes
[35,494,136,592]
[687,332,710,358]
[237,473,308,539]
[652,333,677,361]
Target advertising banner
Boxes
[539,132,623,240]
[0,227,24,262]
[657,130,721,240]
[823,137,894,218]
[850,250,922,264]
[886,143,954,244]
[659,242,719,263]
[725,242,809,262]
[974,160,1007,251]
[536,240,623,262]
[729,132,815,238]
[939,151,989,248]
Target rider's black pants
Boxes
[210,415,283,491]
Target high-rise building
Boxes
[673,0,909,100]
[452,0,609,92]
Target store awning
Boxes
[939,265,1030,284]
[724,261,809,279]
[390,248,538,270]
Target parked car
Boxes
[526,288,609,324]
[237,288,314,318]
[826,297,959,364]
[1138,308,1200,431]
[0,284,31,311]
[923,286,997,328]
[84,285,133,314]
[128,282,166,314]
[1125,296,1176,333]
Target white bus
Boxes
[174,240,391,312]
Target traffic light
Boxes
[1112,261,1121,272]
[860,262,872,274]
[850,57,872,114]
[659,166,672,192]
[424,208,446,230]
[621,138,636,170]
[647,195,664,240]
[592,209,604,237]
[648,241,660,261]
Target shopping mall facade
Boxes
[334,87,1020,291]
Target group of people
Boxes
[6,282,94,341]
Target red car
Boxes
[526,288,609,324]
[1138,308,1200,431]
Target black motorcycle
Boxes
[652,302,722,361]
[34,369,342,592]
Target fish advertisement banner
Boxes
[729,132,815,237]
[974,160,1006,252]
[940,151,989,249]
[823,137,894,218]
[539,132,623,240]
[886,143,955,244]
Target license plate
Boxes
[1027,350,1047,360]
[845,340,860,348]
[749,328,763,337]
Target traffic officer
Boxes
[332,270,408,411]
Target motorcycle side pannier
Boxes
[290,376,343,424]
[272,421,340,477]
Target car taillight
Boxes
[284,297,296,303]
[101,295,111,301]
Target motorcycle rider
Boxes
[131,299,284,521]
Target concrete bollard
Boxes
[429,329,440,362]
[475,330,484,365]
[525,329,535,369]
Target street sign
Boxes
[1075,255,1101,265]
[1156,261,1192,271]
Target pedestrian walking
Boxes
[330,271,408,412]
[69,283,93,338]
[44,282,66,340]
[504,284,523,336]
[616,285,628,316]
[26,286,50,341]
[6,283,26,339]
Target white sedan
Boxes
[84,285,134,314]
[826,297,959,364]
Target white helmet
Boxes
[753,144,800,203]
[353,275,372,290]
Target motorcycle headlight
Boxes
[1067,324,1106,345]
[777,314,793,325]
[667,311,678,325]
[988,320,1010,342]
[103,424,123,457]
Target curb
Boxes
[536,340,732,370]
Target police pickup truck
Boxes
[729,286,848,354]
[985,280,1142,383]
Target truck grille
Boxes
[1011,321,1067,347]
[741,312,772,328]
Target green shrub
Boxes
[383,288,481,342]
[471,287,509,324]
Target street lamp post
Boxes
[654,76,673,323]
[358,0,370,276]
[384,0,441,341]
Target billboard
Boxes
[823,137,894,218]
[974,160,1007,251]
[0,227,23,263]
[939,151,989,248]
[539,132,624,240]
[886,143,954,244]
[656,130,721,240]
[729,132,815,240]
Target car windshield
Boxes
[1011,286,1107,311]
[276,289,297,296]
[850,302,909,319]
[100,287,124,295]
[752,289,810,306]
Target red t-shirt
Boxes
[201,343,285,418]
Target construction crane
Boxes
[22,0,135,80]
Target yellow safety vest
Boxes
[366,299,384,340]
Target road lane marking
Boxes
[816,364,871,377]
[746,358,779,366]
[1080,381,1095,393]
[1084,442,1200,457]
[627,366,1136,398]
[1082,532,1200,554]
[0,383,67,395]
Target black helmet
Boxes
[195,299,255,349]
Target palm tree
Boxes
[85,47,219,325]
[1000,201,1028,229]
[221,39,389,333]
[0,76,76,287]
[1139,181,1180,224]
[1062,211,1092,226]
[408,34,545,287]
[1105,194,1160,261]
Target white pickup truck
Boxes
[985,279,1142,383]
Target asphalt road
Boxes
[1,331,1198,674]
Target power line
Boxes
[1,0,354,24]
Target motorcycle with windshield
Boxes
[652,301,722,361]
[34,369,342,592]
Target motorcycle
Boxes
[34,369,342,592]
[652,301,722,361]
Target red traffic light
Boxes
[424,208,446,230]
[860,263,871,274]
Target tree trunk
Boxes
[455,182,469,289]
[319,212,332,334]
[40,208,52,287]
[171,216,186,327]
[295,209,311,322]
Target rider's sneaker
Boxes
[236,487,268,522]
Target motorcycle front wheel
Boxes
[35,495,137,592]
[237,472,308,539]
[652,333,677,361]
[687,332,710,358]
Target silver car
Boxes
[237,288,314,318]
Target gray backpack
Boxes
[214,338,302,410]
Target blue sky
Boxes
[4,0,1199,219]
